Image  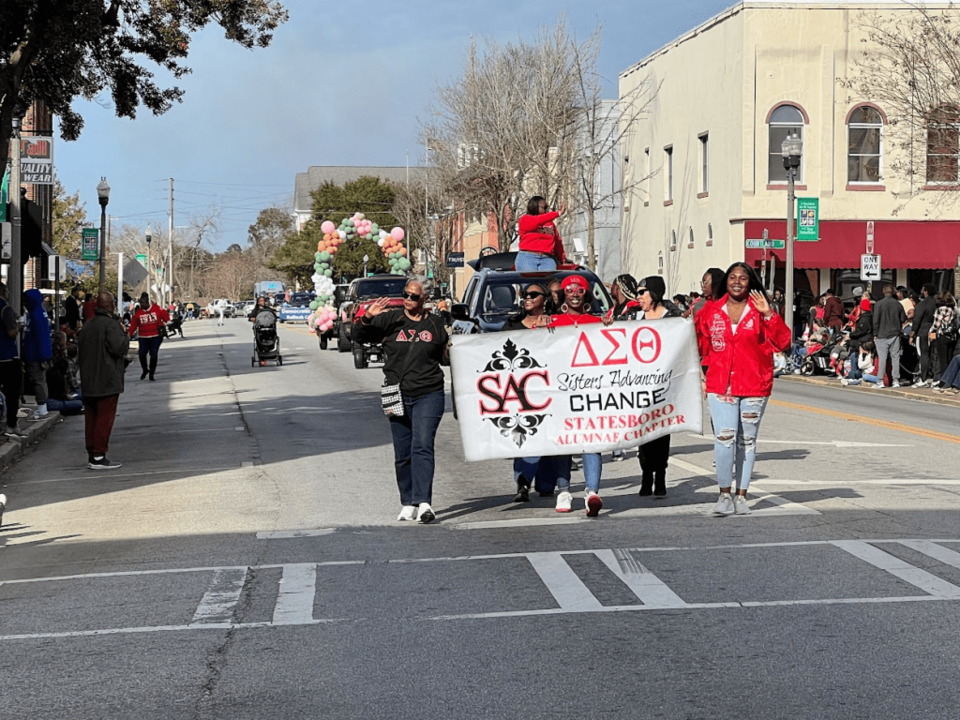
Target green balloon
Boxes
[371,224,379,233]
[400,258,411,270]
[324,269,332,277]
[319,251,331,262]
[309,300,319,310]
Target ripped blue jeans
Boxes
[707,395,769,493]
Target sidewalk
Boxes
[0,409,62,472]
[779,373,960,408]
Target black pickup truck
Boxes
[336,275,409,367]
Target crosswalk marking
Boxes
[527,553,604,612]
[831,540,960,599]
[899,539,960,569]
[190,568,247,626]
[594,549,688,608]
[273,563,317,625]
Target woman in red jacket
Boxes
[129,293,170,381]
[516,196,567,272]
[697,262,791,517]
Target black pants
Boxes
[0,358,22,428]
[638,434,672,474]
[934,337,958,382]
[916,333,933,382]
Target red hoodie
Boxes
[518,211,566,262]
[129,303,170,339]
[697,295,792,397]
[548,310,601,328]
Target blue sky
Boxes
[55,0,735,252]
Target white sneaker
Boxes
[713,493,735,516]
[869,382,884,389]
[891,381,901,388]
[840,378,850,386]
[417,503,435,523]
[397,505,417,521]
[555,491,573,513]
[912,380,925,388]
[585,491,602,517]
[27,410,48,422]
[733,495,752,515]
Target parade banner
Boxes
[450,319,703,462]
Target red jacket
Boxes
[697,295,792,397]
[129,304,170,339]
[518,211,566,262]
[548,310,601,328]
[822,295,844,329]
[695,298,720,366]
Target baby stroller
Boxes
[800,335,844,376]
[251,309,282,367]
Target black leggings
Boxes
[0,359,22,428]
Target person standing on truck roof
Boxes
[516,196,567,272]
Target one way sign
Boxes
[860,254,881,281]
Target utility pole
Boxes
[168,178,174,305]
[9,111,22,323]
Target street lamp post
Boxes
[145,231,152,300]
[362,254,369,278]
[781,133,802,342]
[96,177,110,290]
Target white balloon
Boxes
[377,238,385,247]
[338,229,347,239]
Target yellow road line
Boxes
[770,399,960,445]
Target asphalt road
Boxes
[1,317,958,719]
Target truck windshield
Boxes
[357,279,407,298]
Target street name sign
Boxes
[81,228,99,261]
[797,197,819,241]
[745,238,785,249]
[861,254,881,281]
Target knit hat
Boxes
[562,275,589,291]
[860,297,872,312]
[638,276,666,302]
[139,292,150,304]
[613,274,639,301]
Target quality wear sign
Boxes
[450,319,703,462]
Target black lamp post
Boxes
[363,254,369,278]
[781,132,802,340]
[96,177,110,290]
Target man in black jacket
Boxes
[872,284,907,388]
[910,283,938,386]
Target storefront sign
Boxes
[20,136,54,185]
[445,252,465,268]
[450,320,703,462]
[81,228,99,261]
[797,197,819,241]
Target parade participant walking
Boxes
[356,279,449,524]
[128,293,170,381]
[516,196,567,272]
[604,274,642,322]
[0,282,26,440]
[549,275,603,516]
[22,289,53,421]
[503,283,563,500]
[78,292,130,469]
[872,284,907,388]
[697,263,791,516]
[634,276,681,498]
[217,304,225,327]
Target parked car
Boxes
[450,257,612,334]
[207,298,235,318]
[336,275,409,368]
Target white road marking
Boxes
[685,433,910,448]
[744,478,960,486]
[831,540,960,599]
[897,540,960,570]
[527,552,603,612]
[594,549,688,608]
[257,529,336,540]
[272,563,317,625]
[15,467,242,485]
[190,568,247,626]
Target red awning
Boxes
[744,220,960,269]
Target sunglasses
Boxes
[564,286,587,295]
[522,291,546,299]
[402,292,422,301]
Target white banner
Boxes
[450,319,703,462]
[20,136,54,185]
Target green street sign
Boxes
[0,169,7,222]
[797,197,819,241]
[136,253,147,267]
[745,239,785,250]
[81,228,99,261]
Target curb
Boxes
[778,374,960,408]
[0,412,62,474]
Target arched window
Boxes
[670,230,677,251]
[926,106,960,184]
[768,104,805,183]
[688,227,695,248]
[848,106,883,184]
[707,223,714,246]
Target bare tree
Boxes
[422,19,589,251]
[841,5,960,211]
[569,40,660,270]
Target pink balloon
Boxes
[320,220,335,234]
[391,227,405,241]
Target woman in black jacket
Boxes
[848,297,873,352]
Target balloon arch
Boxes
[307,212,409,335]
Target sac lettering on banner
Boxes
[450,319,703,462]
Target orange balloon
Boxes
[317,241,324,252]
[329,246,337,254]
[399,247,407,256]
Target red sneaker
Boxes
[586,492,602,517]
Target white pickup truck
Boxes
[207,299,235,318]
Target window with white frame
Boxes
[664,146,673,202]
[926,106,960,184]
[699,133,709,194]
[768,105,804,183]
[848,106,883,184]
